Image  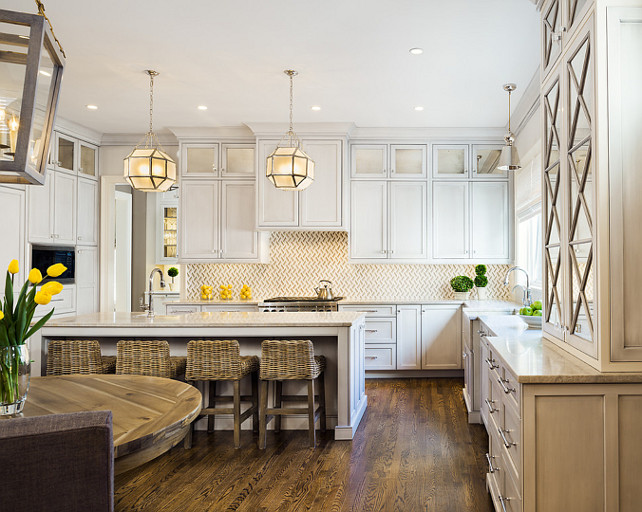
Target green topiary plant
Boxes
[450,276,474,292]
[167,267,179,279]
[474,264,487,276]
[474,275,488,287]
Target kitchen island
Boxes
[37,311,367,440]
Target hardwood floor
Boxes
[115,378,493,512]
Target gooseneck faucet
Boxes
[145,268,166,318]
[504,266,532,307]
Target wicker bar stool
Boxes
[259,339,326,449]
[185,339,259,449]
[46,339,117,376]
[116,340,187,379]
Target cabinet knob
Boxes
[77,236,83,240]
[381,250,386,254]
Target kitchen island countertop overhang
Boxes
[38,311,368,440]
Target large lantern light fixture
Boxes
[0,1,65,185]
[123,70,177,192]
[497,83,522,172]
[266,70,314,190]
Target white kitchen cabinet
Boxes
[180,180,220,259]
[28,170,77,245]
[432,144,469,178]
[221,181,259,260]
[181,143,220,177]
[471,182,509,259]
[51,132,77,174]
[421,305,461,369]
[350,180,426,261]
[433,181,469,259]
[78,141,98,179]
[351,144,426,179]
[390,145,427,178]
[166,304,201,315]
[202,304,257,312]
[472,144,507,179]
[257,139,344,230]
[350,144,388,178]
[0,185,26,296]
[75,246,98,315]
[221,143,255,178]
[76,177,98,246]
[396,305,422,370]
[350,181,387,259]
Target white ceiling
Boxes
[4,0,540,135]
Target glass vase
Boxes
[0,344,31,416]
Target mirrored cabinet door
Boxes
[78,142,98,178]
[182,144,219,176]
[472,145,507,179]
[221,144,255,177]
[390,145,426,178]
[432,144,469,178]
[54,133,76,173]
[351,145,388,178]
[542,0,563,77]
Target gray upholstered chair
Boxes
[0,411,114,512]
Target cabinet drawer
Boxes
[364,345,396,370]
[34,286,75,318]
[364,318,396,344]
[501,450,522,512]
[202,305,257,312]
[166,305,202,314]
[339,304,396,317]
[501,401,521,478]
[502,365,521,410]
[487,426,505,500]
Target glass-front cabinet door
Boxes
[221,144,255,177]
[161,205,178,262]
[78,141,98,178]
[350,145,388,178]
[432,144,469,178]
[53,133,76,173]
[182,143,219,177]
[472,144,507,179]
[542,0,563,78]
[390,145,426,178]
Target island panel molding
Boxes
[185,231,512,301]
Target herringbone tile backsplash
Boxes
[186,232,512,301]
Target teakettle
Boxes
[314,280,334,300]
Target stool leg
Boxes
[251,371,259,434]
[318,371,326,433]
[274,380,282,434]
[208,381,216,433]
[307,379,316,448]
[233,379,242,449]
[259,380,269,449]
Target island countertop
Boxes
[43,311,367,328]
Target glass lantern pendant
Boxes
[0,2,65,185]
[266,70,314,190]
[124,70,177,192]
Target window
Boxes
[517,204,542,289]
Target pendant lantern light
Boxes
[266,70,314,190]
[497,83,522,172]
[124,70,176,192]
[0,1,65,185]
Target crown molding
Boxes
[245,122,355,139]
[167,125,255,142]
[53,115,102,145]
[100,130,178,147]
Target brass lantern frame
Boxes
[0,8,65,185]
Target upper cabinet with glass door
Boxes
[350,144,426,179]
[221,143,255,178]
[472,144,508,179]
[433,144,507,179]
[51,132,76,174]
[181,143,219,177]
[180,142,255,179]
[78,141,98,179]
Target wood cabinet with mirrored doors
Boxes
[541,5,642,372]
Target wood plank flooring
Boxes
[115,378,493,512]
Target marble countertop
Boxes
[43,311,367,328]
[479,315,642,384]
[165,298,516,306]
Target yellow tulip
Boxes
[34,291,51,306]
[8,259,19,274]
[0,311,4,321]
[28,268,43,284]
[46,263,67,278]
[41,281,64,296]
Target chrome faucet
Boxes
[504,266,532,307]
[144,268,166,318]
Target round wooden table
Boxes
[22,375,202,474]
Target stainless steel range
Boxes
[259,296,344,312]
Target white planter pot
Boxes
[453,291,470,300]
[476,287,488,300]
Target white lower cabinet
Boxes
[75,246,98,315]
[396,305,422,370]
[421,305,462,369]
[165,303,258,315]
[27,170,77,245]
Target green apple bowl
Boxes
[519,314,543,328]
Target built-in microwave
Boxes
[31,246,75,284]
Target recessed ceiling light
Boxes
[414,106,424,111]
[197,105,208,110]
[39,70,52,77]
[311,105,321,111]
[409,47,424,55]
[86,104,98,110]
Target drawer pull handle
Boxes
[485,398,497,414]
[485,357,499,370]
[365,356,378,360]
[362,310,379,313]
[485,452,498,473]
[497,376,515,394]
[499,495,510,512]
[365,329,378,334]
[498,427,516,449]
[477,329,488,336]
